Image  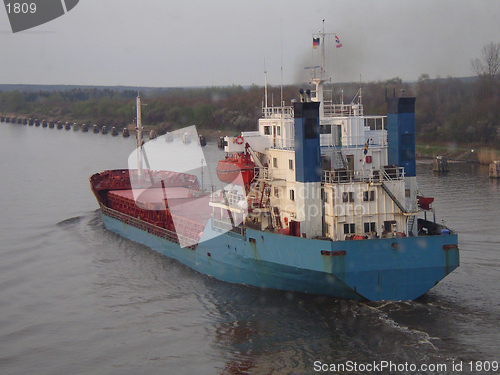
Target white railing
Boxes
[269,137,295,150]
[323,103,364,117]
[210,191,247,207]
[320,131,388,149]
[319,134,373,148]
[262,106,294,119]
[253,166,286,182]
[380,166,405,181]
[405,198,419,213]
[323,167,405,184]
[257,166,271,180]
[263,133,387,149]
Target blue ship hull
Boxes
[101,209,459,301]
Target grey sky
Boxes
[1,0,499,87]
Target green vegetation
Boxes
[0,88,138,129]
[0,85,300,134]
[413,74,500,147]
[1,74,500,155]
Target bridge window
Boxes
[323,222,330,235]
[344,223,355,234]
[342,192,354,203]
[364,222,376,233]
[363,190,375,201]
[320,124,332,134]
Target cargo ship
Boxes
[90,32,459,301]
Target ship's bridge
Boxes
[319,114,387,149]
[225,101,388,175]
[258,105,295,150]
[257,103,387,152]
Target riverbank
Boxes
[3,115,499,164]
[416,144,500,164]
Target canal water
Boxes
[0,123,499,375]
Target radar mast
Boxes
[311,20,335,117]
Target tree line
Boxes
[1,42,500,148]
[0,85,300,133]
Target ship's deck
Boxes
[108,187,212,226]
[110,187,192,203]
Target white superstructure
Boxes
[215,28,420,241]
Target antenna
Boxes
[264,58,268,112]
[136,95,143,178]
[359,74,362,105]
[311,19,337,117]
[280,18,283,107]
[321,19,325,77]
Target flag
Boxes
[364,139,369,155]
[335,35,342,48]
[313,37,320,49]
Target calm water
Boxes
[0,123,499,375]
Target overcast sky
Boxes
[1,0,499,88]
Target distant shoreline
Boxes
[2,114,499,164]
[416,144,500,164]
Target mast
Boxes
[320,20,326,77]
[360,77,363,105]
[280,18,284,108]
[264,59,268,115]
[311,19,333,118]
[136,95,143,178]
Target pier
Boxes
[490,161,500,178]
[433,155,449,172]
[0,113,170,142]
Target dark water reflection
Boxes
[0,124,498,374]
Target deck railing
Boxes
[322,166,405,184]
[262,106,294,119]
[269,137,295,150]
[100,204,199,250]
[323,103,364,117]
[210,191,247,208]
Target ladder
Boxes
[246,178,271,209]
[408,215,416,235]
[221,190,235,228]
[261,184,271,207]
[271,206,282,229]
[355,213,363,235]
[334,150,347,169]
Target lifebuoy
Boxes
[284,217,289,225]
[234,135,244,145]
